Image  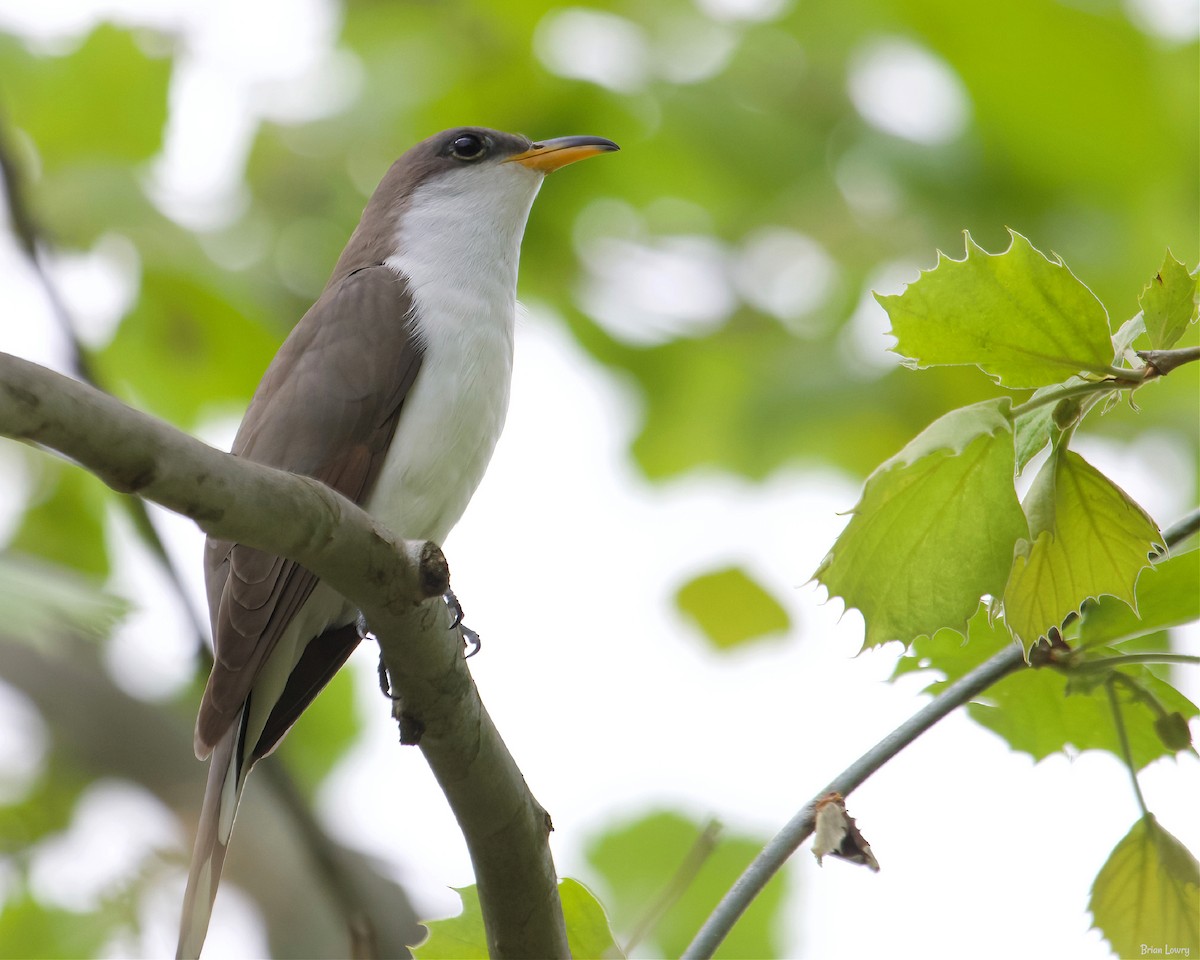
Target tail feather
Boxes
[177,719,245,960]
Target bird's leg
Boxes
[358,612,403,701]
[444,588,482,658]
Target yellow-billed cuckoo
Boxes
[177,126,617,959]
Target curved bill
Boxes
[506,135,620,173]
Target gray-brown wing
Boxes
[195,265,423,756]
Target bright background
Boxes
[0,0,1197,957]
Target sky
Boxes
[0,1,1197,958]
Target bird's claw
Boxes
[444,589,482,658]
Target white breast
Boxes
[367,161,544,544]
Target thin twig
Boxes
[681,644,1026,959]
[0,117,210,650]
[683,510,1200,958]
[624,819,722,953]
[1159,508,1200,555]
[1071,653,1200,672]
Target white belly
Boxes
[364,293,515,545]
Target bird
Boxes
[177,126,618,959]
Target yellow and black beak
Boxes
[505,135,620,173]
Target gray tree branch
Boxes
[0,350,568,959]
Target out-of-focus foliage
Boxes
[0,0,1196,956]
[674,565,790,650]
[413,880,621,960]
[587,811,786,959]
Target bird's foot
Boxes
[444,588,481,658]
[377,652,401,701]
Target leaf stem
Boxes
[680,644,1026,959]
[1070,653,1200,672]
[1007,344,1200,421]
[1105,677,1149,816]
[1008,380,1125,420]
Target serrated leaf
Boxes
[1079,547,1200,648]
[674,566,789,650]
[814,399,1027,648]
[1090,814,1199,958]
[1139,252,1199,350]
[1003,449,1162,651]
[878,230,1114,388]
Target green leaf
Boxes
[1139,252,1199,350]
[897,606,1198,768]
[879,231,1115,388]
[0,25,170,170]
[8,462,110,577]
[1079,547,1200,648]
[559,878,623,960]
[0,553,128,647]
[586,811,785,960]
[276,667,360,796]
[94,269,281,427]
[674,566,790,650]
[1011,376,1095,473]
[1003,449,1162,651]
[1090,814,1199,959]
[411,886,486,960]
[0,889,117,960]
[412,881,621,960]
[814,399,1027,648]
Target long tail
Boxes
[177,717,246,960]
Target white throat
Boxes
[369,162,544,545]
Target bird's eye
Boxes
[449,133,487,160]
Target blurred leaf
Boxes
[0,755,89,855]
[277,667,360,796]
[0,888,115,960]
[674,566,789,650]
[1139,251,1198,351]
[0,552,128,647]
[413,880,620,960]
[8,462,110,577]
[880,231,1114,388]
[1004,449,1162,651]
[587,810,786,960]
[1089,814,1199,959]
[815,399,1027,648]
[0,25,170,170]
[560,878,623,960]
[94,269,281,427]
[1079,546,1200,648]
